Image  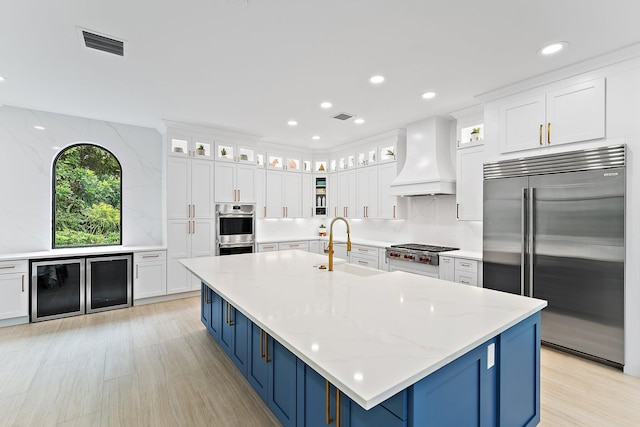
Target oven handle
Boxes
[218,242,255,249]
[217,212,255,217]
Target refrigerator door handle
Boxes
[521,188,527,296]
[528,187,535,297]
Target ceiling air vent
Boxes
[332,112,355,121]
[82,30,124,56]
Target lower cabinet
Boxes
[200,285,540,427]
[133,251,166,300]
[0,260,28,325]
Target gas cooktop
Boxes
[385,243,459,266]
[389,243,459,253]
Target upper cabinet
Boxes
[498,77,605,154]
[169,136,214,160]
[452,107,484,221]
[215,141,256,164]
[214,162,256,203]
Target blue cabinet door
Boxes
[499,312,541,427]
[219,299,233,354]
[346,398,406,427]
[267,337,297,427]
[230,308,249,376]
[200,283,211,329]
[409,337,497,427]
[209,290,221,341]
[247,322,268,402]
[298,364,351,427]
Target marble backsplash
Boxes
[0,106,164,254]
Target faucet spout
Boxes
[328,217,351,271]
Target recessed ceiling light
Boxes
[369,75,385,85]
[539,41,568,56]
[34,125,46,130]
[287,120,298,126]
[354,118,365,124]
[422,91,436,99]
[312,135,320,140]
[320,102,332,109]
[0,76,5,82]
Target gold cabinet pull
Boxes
[393,205,396,219]
[547,122,551,144]
[192,221,196,234]
[326,380,334,424]
[539,124,543,145]
[265,333,271,363]
[188,221,191,234]
[324,381,341,426]
[264,206,267,217]
[226,302,235,326]
[193,204,196,217]
[259,329,265,359]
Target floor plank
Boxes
[0,296,639,426]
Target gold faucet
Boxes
[327,217,351,271]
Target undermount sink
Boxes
[330,263,385,277]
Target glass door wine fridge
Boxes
[31,254,132,322]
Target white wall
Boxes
[257,196,482,251]
[0,106,164,254]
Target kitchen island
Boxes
[181,251,546,427]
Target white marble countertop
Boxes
[0,245,166,262]
[441,250,483,261]
[181,251,545,410]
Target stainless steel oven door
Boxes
[217,242,255,256]
[216,204,255,245]
[388,259,439,278]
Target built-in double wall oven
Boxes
[216,204,255,256]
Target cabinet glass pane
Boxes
[357,152,365,166]
[268,155,283,169]
[194,141,212,158]
[238,148,254,163]
[256,154,265,167]
[315,161,327,172]
[330,159,337,172]
[218,145,234,160]
[348,155,355,168]
[339,158,346,170]
[461,124,484,145]
[380,145,396,162]
[286,158,300,171]
[368,149,376,164]
[303,160,311,172]
[171,138,188,155]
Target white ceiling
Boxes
[1,0,639,148]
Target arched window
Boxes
[53,144,122,248]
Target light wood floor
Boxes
[1,297,639,427]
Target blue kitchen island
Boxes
[182,251,546,426]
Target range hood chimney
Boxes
[390,117,455,196]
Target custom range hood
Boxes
[390,117,456,196]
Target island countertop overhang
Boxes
[181,251,546,409]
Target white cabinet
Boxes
[439,256,482,287]
[214,141,255,164]
[0,260,28,325]
[499,78,605,153]
[337,170,356,218]
[215,162,256,203]
[328,174,338,218]
[456,145,484,221]
[167,219,214,294]
[265,171,302,218]
[302,174,313,218]
[349,244,379,270]
[255,168,266,218]
[309,240,323,254]
[356,167,378,218]
[278,241,309,251]
[378,163,401,219]
[167,158,214,220]
[257,243,278,252]
[133,251,166,300]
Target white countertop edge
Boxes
[441,250,483,261]
[256,236,399,248]
[0,245,166,261]
[186,264,545,410]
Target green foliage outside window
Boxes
[54,144,122,247]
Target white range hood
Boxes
[390,117,456,196]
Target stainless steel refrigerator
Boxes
[483,145,625,366]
